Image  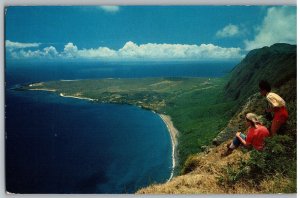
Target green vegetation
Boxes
[138,43,296,194]
[24,77,235,173]
[225,43,296,104]
[217,43,297,193]
[214,43,296,144]
[163,78,235,172]
[218,135,296,193]
[23,43,296,193]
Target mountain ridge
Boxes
[225,43,296,101]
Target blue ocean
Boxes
[5,60,236,193]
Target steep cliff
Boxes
[214,43,296,145]
[137,43,297,194]
[225,43,296,102]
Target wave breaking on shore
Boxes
[158,114,179,182]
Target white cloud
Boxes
[244,6,296,51]
[98,6,120,13]
[78,47,117,58]
[44,46,59,57]
[117,42,243,60]
[9,46,59,59]
[62,42,78,58]
[216,24,240,38]
[19,49,43,58]
[6,40,244,61]
[6,40,41,49]
[61,42,117,59]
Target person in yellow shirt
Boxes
[259,80,288,136]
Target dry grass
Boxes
[259,174,294,193]
[137,138,294,194]
[137,140,252,194]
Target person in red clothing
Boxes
[221,113,270,157]
[259,80,288,136]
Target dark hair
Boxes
[259,80,271,92]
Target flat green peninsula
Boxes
[25,77,234,172]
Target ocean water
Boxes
[5,60,236,193]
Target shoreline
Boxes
[59,93,96,101]
[158,114,178,182]
[26,85,178,181]
[28,88,56,92]
[28,87,96,102]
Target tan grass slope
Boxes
[137,139,292,194]
[137,141,249,194]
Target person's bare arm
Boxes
[236,132,250,147]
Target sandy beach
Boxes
[28,88,56,92]
[28,85,95,102]
[59,93,95,101]
[158,114,179,182]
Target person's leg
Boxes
[271,108,288,136]
[270,120,282,136]
[222,133,246,157]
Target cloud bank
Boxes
[6,40,41,49]
[244,6,296,51]
[6,41,244,61]
[216,24,240,38]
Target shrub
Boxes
[181,155,200,174]
[217,158,250,187]
[248,135,296,178]
[218,135,296,192]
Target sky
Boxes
[5,6,297,61]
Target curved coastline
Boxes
[57,92,178,181]
[158,114,178,182]
[26,86,178,182]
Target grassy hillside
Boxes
[138,83,296,193]
[23,77,235,173]
[138,43,296,193]
[137,135,296,194]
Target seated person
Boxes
[221,113,270,157]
